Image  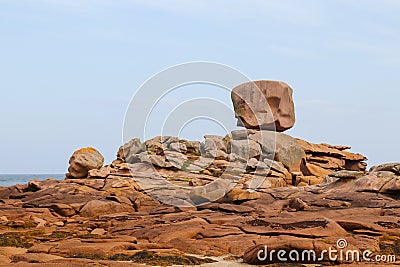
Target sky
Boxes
[0,0,399,173]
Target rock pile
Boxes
[65,80,367,195]
[110,134,365,190]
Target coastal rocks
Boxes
[0,162,400,266]
[3,79,400,266]
[231,80,295,132]
[67,147,104,179]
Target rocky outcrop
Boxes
[0,162,399,266]
[67,147,104,179]
[1,79,396,266]
[113,132,365,191]
[297,139,367,173]
[231,80,295,132]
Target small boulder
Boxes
[288,197,309,211]
[67,147,104,179]
[90,228,106,235]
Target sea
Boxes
[0,174,65,187]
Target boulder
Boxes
[229,139,262,161]
[228,129,257,140]
[250,131,306,173]
[48,203,76,217]
[79,199,134,217]
[288,197,309,211]
[370,162,400,175]
[117,138,146,163]
[67,147,104,179]
[231,80,295,132]
[181,140,202,155]
[352,172,395,192]
[168,141,188,153]
[202,135,228,159]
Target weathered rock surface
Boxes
[231,80,295,132]
[250,131,306,172]
[1,163,399,266]
[111,130,366,192]
[370,162,400,175]
[297,138,367,173]
[67,147,104,179]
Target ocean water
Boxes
[0,174,65,187]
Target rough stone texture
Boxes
[229,139,261,161]
[231,80,295,132]
[67,147,104,179]
[202,135,229,160]
[118,138,146,163]
[1,166,399,266]
[250,131,306,173]
[112,133,365,189]
[296,138,367,172]
[0,132,378,266]
[370,162,400,175]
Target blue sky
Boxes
[0,0,399,173]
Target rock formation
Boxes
[0,160,399,265]
[0,80,398,266]
[111,131,366,192]
[231,80,295,132]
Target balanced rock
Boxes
[231,80,295,132]
[67,147,104,179]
